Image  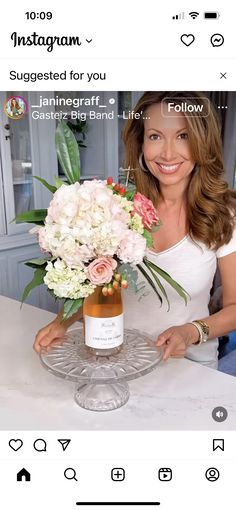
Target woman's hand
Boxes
[156,323,200,361]
[34,305,83,354]
[33,319,68,353]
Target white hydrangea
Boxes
[39,180,136,267]
[44,259,95,299]
[117,229,147,265]
[119,195,134,213]
[129,213,144,235]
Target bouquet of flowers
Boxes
[15,122,189,321]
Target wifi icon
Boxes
[189,11,199,19]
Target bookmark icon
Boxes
[213,439,224,451]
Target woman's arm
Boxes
[201,252,236,338]
[156,251,236,360]
[33,305,83,353]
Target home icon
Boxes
[17,468,31,482]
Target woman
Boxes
[34,91,236,369]
[9,97,22,116]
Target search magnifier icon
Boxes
[64,468,78,481]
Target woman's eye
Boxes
[149,134,160,140]
[178,132,188,140]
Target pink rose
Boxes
[132,192,159,230]
[87,257,117,285]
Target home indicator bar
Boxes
[76,504,161,507]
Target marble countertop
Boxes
[0,295,236,430]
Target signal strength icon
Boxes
[189,11,199,19]
[172,12,185,20]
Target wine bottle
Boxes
[83,286,124,356]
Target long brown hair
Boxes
[10,98,21,110]
[123,91,236,249]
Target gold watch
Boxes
[191,320,209,345]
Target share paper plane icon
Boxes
[57,439,71,451]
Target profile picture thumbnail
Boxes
[4,95,28,120]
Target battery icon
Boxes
[204,12,220,19]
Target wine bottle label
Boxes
[84,313,124,349]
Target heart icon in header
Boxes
[181,34,195,46]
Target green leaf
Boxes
[144,257,190,305]
[33,176,57,193]
[21,267,46,305]
[137,264,163,305]
[55,121,80,184]
[144,259,170,310]
[143,229,153,248]
[118,263,138,279]
[54,176,67,188]
[118,263,140,293]
[25,258,49,269]
[62,298,84,321]
[125,190,136,200]
[13,209,47,225]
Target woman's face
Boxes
[143,102,196,188]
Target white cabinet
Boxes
[0,91,59,311]
[0,255,8,296]
[0,92,38,236]
[4,245,58,312]
[0,91,120,311]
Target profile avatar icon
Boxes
[4,95,28,120]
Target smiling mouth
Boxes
[155,162,183,174]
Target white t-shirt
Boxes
[123,229,236,369]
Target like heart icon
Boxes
[181,34,195,47]
[9,439,23,451]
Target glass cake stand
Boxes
[40,327,163,412]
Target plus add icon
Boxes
[111,467,125,481]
